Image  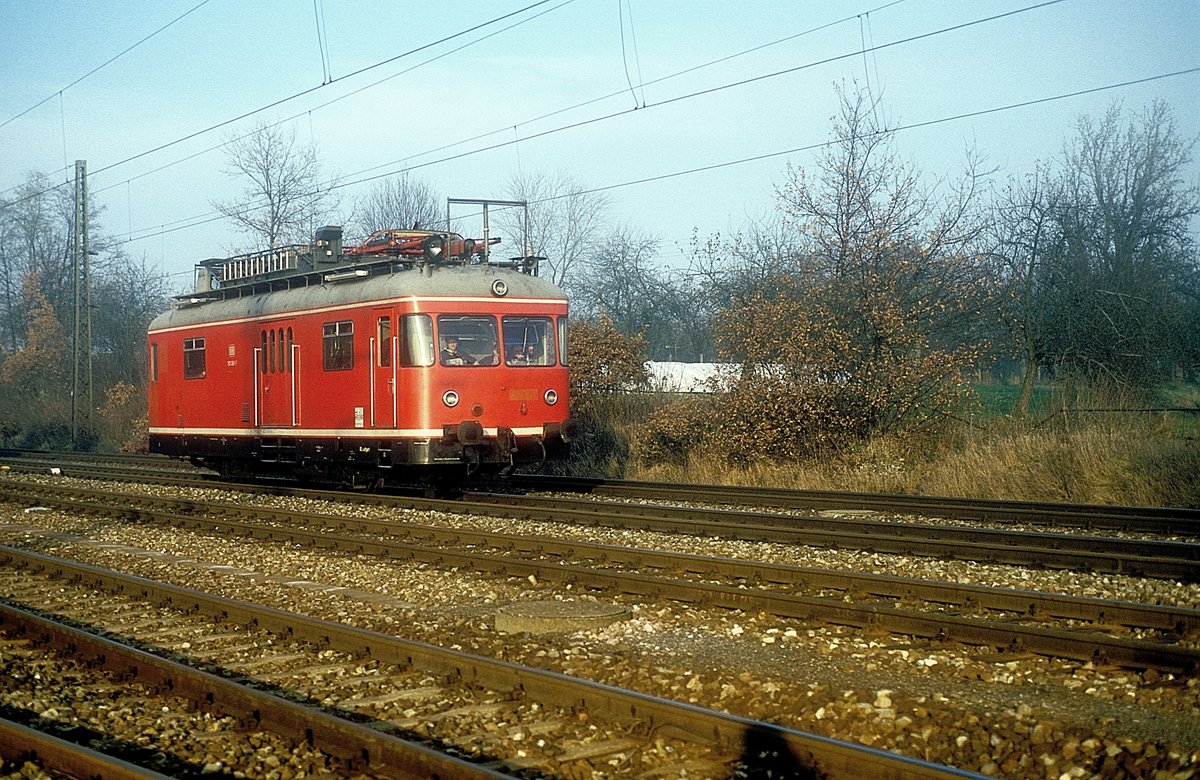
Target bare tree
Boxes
[349,173,442,241]
[1044,100,1200,385]
[212,119,339,248]
[0,168,175,449]
[688,214,803,302]
[500,171,610,286]
[575,224,660,320]
[987,163,1066,415]
[714,87,992,458]
[0,173,75,348]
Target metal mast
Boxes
[71,159,93,447]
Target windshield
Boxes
[502,316,557,366]
[438,315,500,366]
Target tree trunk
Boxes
[1016,353,1037,418]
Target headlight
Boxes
[491,278,508,296]
[442,389,459,408]
[544,389,558,405]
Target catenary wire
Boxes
[90,0,873,203]
[0,0,569,206]
[87,0,576,201]
[0,0,215,132]
[89,0,564,178]
[321,0,1082,194]
[111,2,1178,245]
[324,0,912,186]
[114,68,1200,252]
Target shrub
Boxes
[568,314,648,417]
[634,394,716,468]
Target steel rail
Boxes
[54,467,1188,579]
[8,463,1199,581]
[0,715,175,780]
[0,600,511,779]
[150,509,1200,674]
[0,545,984,780]
[12,484,1198,674]
[235,490,1200,582]
[502,475,1200,535]
[31,480,1194,635]
[468,491,1200,562]
[71,476,1185,581]
[6,460,1198,573]
[0,448,195,472]
[4,449,1195,536]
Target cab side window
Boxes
[377,316,392,367]
[399,314,434,367]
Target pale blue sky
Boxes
[2,0,1197,290]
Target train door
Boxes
[371,310,397,428]
[257,325,297,427]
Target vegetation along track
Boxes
[0,546,977,779]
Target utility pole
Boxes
[71,159,93,448]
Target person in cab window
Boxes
[441,337,474,365]
[506,345,527,365]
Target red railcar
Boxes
[147,223,576,485]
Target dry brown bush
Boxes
[712,273,977,464]
[633,394,717,468]
[567,315,648,417]
[625,405,1199,508]
[555,315,650,476]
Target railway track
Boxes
[462,491,1199,580]
[0,546,979,779]
[3,455,1197,581]
[1,477,1196,674]
[0,586,498,779]
[1,460,1198,777]
[502,475,1200,536]
[4,447,1198,537]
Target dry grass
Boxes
[919,416,1198,505]
[586,387,1200,508]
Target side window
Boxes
[400,314,434,367]
[183,337,206,379]
[377,316,392,367]
[323,320,354,371]
[438,315,499,366]
[502,316,556,366]
[269,329,276,373]
[285,327,294,372]
[150,342,159,382]
[558,315,569,366]
[259,330,268,373]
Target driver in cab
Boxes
[440,337,474,366]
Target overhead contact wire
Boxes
[0,0,215,132]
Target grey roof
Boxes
[150,264,567,332]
